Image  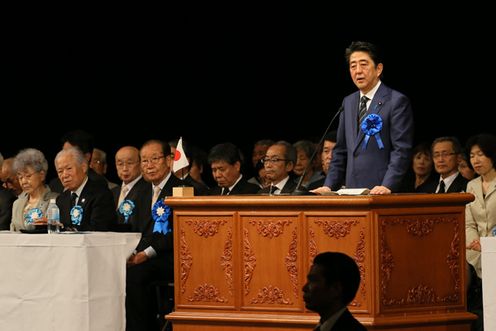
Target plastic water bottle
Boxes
[47,199,60,234]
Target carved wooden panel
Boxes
[168,195,474,331]
[306,215,368,311]
[379,214,463,311]
[241,214,302,311]
[176,215,234,308]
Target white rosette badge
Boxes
[119,199,135,223]
[24,208,43,226]
[70,205,83,226]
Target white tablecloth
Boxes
[481,237,496,331]
[0,232,140,331]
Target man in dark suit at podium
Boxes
[312,41,413,195]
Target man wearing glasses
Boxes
[126,139,183,331]
[258,141,297,195]
[420,136,468,193]
[112,146,149,228]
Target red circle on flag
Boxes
[174,151,181,161]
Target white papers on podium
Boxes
[336,188,370,195]
[320,188,370,196]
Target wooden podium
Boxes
[166,193,475,331]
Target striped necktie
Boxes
[358,95,369,132]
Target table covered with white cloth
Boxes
[0,232,140,331]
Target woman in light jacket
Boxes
[10,148,58,231]
[464,133,496,329]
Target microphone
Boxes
[291,106,344,195]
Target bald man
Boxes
[113,146,148,228]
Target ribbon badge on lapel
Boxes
[152,197,172,234]
[119,199,135,223]
[25,208,43,224]
[361,113,384,150]
[70,205,83,226]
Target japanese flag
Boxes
[173,137,189,172]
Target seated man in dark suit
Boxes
[49,129,108,193]
[1,157,23,197]
[419,136,468,193]
[307,131,338,191]
[0,155,19,230]
[126,139,184,331]
[0,186,16,230]
[54,147,116,231]
[303,252,367,331]
[207,142,259,195]
[112,146,149,231]
[258,141,298,195]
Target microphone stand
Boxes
[291,106,344,195]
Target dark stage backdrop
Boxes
[6,5,494,183]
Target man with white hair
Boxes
[54,147,116,231]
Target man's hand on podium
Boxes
[310,186,333,195]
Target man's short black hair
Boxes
[313,251,361,305]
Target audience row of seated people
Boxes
[397,134,495,330]
[400,136,479,193]
[1,131,495,331]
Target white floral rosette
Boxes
[70,205,83,226]
[118,199,135,223]
[24,208,43,226]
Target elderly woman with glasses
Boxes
[10,148,58,231]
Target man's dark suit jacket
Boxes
[399,171,439,193]
[306,173,326,191]
[112,177,149,231]
[56,177,116,231]
[125,174,184,331]
[329,308,367,331]
[0,187,16,230]
[208,177,259,195]
[420,173,469,193]
[258,178,298,194]
[134,175,183,278]
[325,83,414,192]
